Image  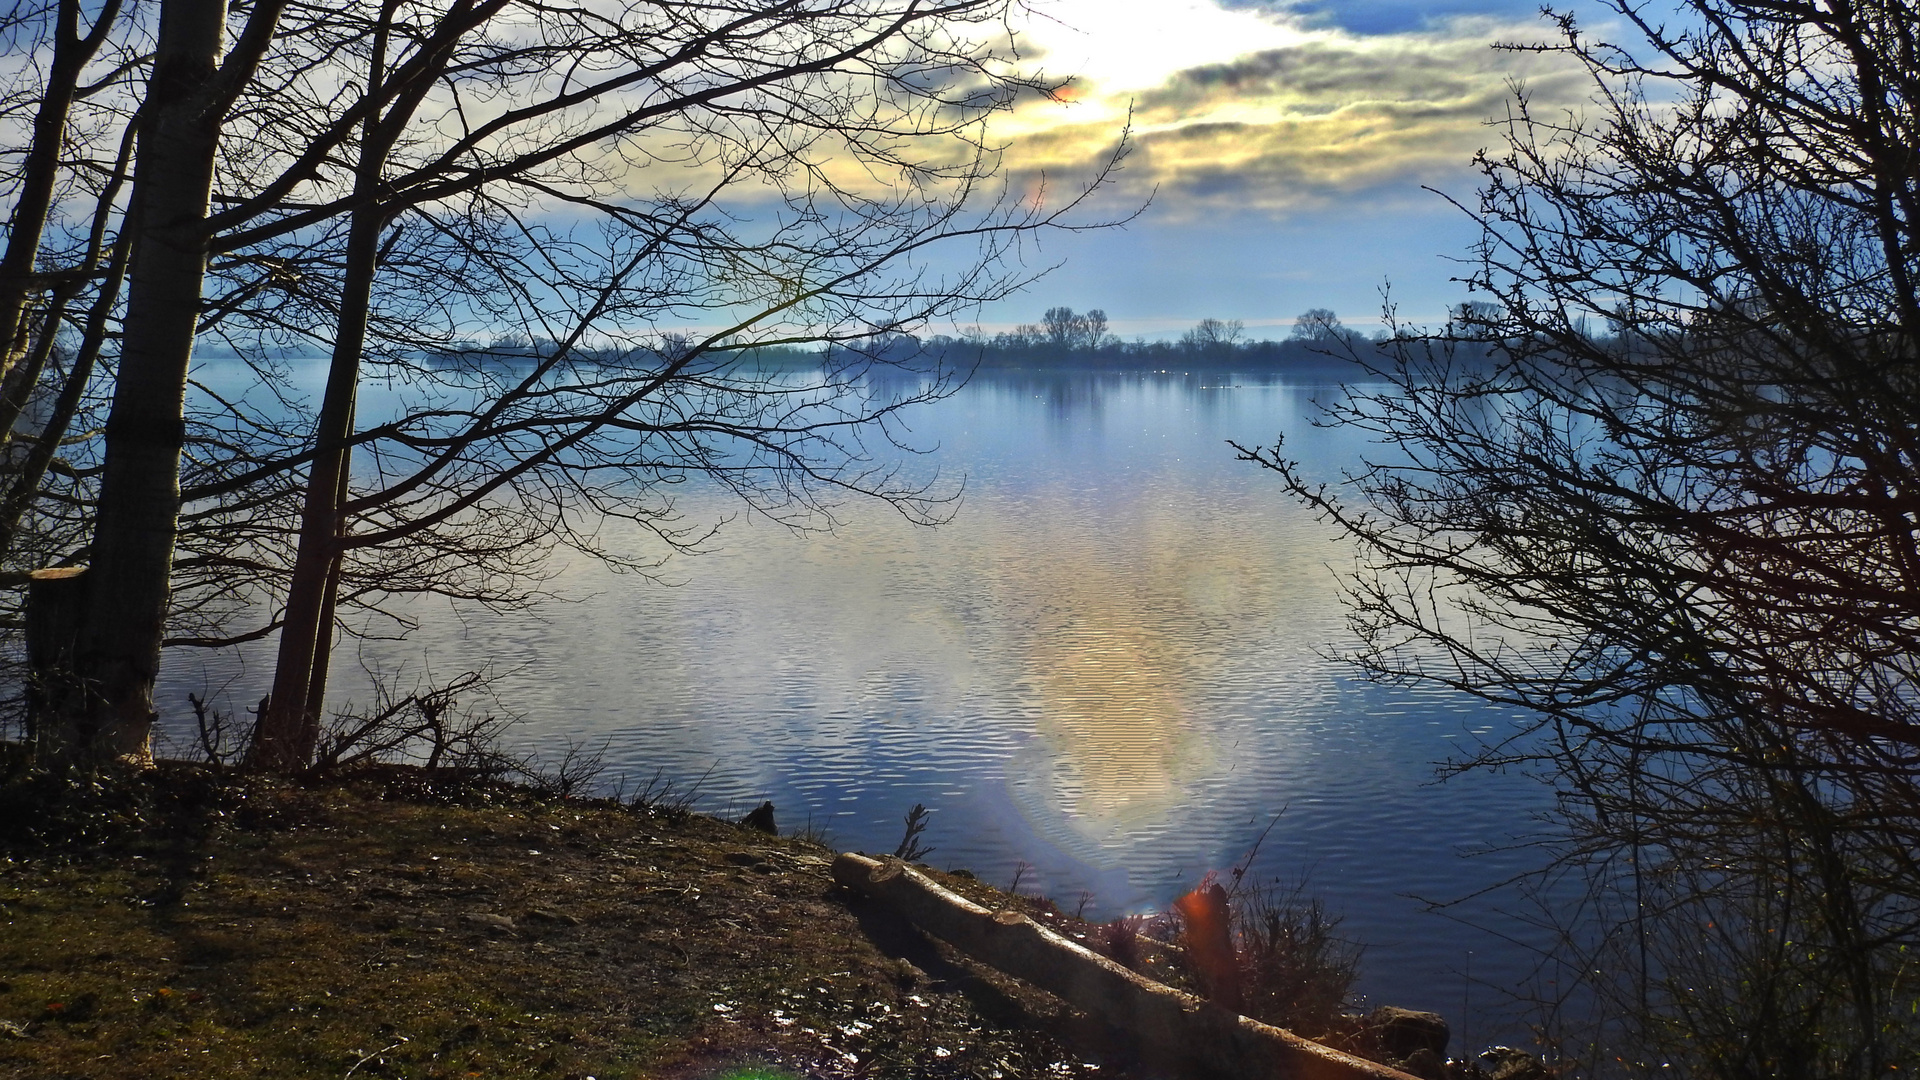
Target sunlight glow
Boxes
[1022,0,1312,97]
[997,1,1590,215]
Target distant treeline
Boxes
[827,308,1380,371]
[826,307,1518,372]
[386,306,1504,373]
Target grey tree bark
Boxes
[54,0,230,764]
[249,208,375,770]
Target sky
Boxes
[961,0,1605,338]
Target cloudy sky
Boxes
[965,0,1603,338]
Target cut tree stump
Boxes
[832,852,1420,1080]
[25,565,89,751]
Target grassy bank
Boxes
[0,765,1141,1080]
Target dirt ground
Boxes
[0,766,1165,1080]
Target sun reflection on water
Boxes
[1039,620,1195,808]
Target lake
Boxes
[160,363,1563,1053]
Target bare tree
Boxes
[1285,308,1344,344]
[1240,0,1920,1074]
[1180,316,1243,352]
[33,0,303,764]
[22,0,1122,766]
[0,0,146,586]
[1037,305,1112,351]
[0,0,138,391]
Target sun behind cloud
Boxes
[1001,3,1590,217]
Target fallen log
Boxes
[832,852,1419,1080]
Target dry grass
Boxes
[0,764,1147,1080]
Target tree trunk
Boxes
[250,439,353,769]
[250,209,375,770]
[302,530,348,719]
[251,0,401,771]
[25,566,89,756]
[58,0,229,767]
[0,0,126,388]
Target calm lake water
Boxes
[161,363,1563,1052]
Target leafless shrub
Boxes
[623,764,709,823]
[1233,878,1362,1036]
[308,668,518,780]
[1089,866,1355,1033]
[1238,0,1920,1068]
[789,810,835,848]
[1099,916,1147,971]
[517,736,611,800]
[1007,860,1032,897]
[184,691,264,770]
[893,802,933,861]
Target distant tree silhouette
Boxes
[1084,309,1111,349]
[1041,306,1080,349]
[1180,317,1244,353]
[1030,306,1114,352]
[1286,308,1345,343]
